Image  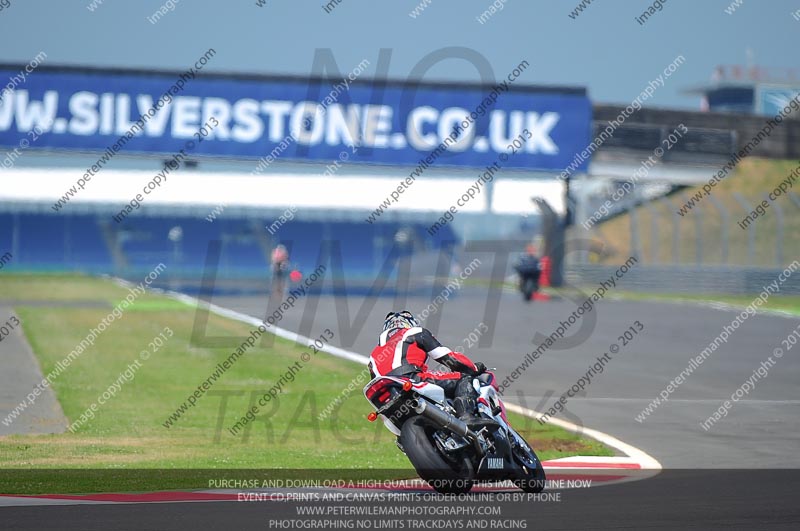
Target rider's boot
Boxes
[454,396,496,431]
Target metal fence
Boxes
[580,189,800,270]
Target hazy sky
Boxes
[0,0,797,110]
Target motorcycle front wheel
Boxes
[509,428,546,493]
[521,277,536,301]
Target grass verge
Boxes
[0,274,611,494]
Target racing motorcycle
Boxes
[519,274,540,302]
[363,370,546,494]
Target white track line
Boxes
[503,402,661,470]
[129,279,662,472]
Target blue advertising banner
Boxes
[0,66,592,172]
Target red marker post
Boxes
[534,256,551,301]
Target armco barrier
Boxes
[565,264,800,296]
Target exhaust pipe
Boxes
[414,399,472,439]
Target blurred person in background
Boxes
[270,244,290,298]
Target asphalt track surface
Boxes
[0,306,67,436]
[4,282,800,530]
[211,284,800,469]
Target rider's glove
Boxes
[473,361,487,375]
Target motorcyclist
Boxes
[368,310,493,428]
[514,244,541,302]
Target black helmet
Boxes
[382,310,419,333]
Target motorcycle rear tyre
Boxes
[399,417,474,494]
